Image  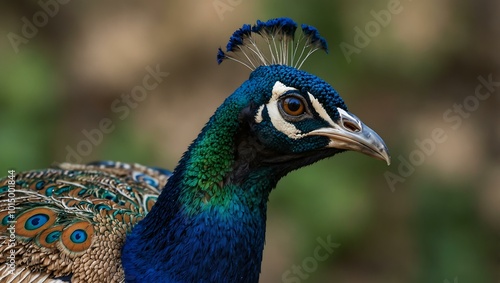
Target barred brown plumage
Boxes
[0,161,170,282]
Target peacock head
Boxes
[217,18,390,172]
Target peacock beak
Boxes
[308,108,391,165]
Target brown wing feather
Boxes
[0,162,170,282]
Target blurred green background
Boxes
[1,1,499,282]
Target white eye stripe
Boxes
[266,81,305,139]
[255,79,293,124]
[255,105,265,123]
[256,81,335,139]
[307,92,336,126]
[272,81,297,100]
[267,101,304,139]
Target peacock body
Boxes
[0,18,390,282]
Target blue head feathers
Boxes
[217,17,328,70]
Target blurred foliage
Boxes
[1,0,499,282]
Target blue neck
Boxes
[122,169,271,282]
[121,175,271,282]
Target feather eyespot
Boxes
[0,211,13,232]
[132,171,159,188]
[1,213,11,226]
[70,229,87,243]
[25,214,49,230]
[38,225,64,247]
[15,208,57,238]
[143,195,158,212]
[281,95,306,117]
[46,231,61,243]
[61,221,94,253]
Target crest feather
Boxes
[217,17,329,70]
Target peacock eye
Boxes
[281,96,305,116]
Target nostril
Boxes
[343,120,361,132]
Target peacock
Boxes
[0,18,390,283]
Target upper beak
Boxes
[308,108,391,165]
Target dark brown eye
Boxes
[282,96,305,116]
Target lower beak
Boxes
[308,108,391,165]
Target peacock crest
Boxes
[217,18,328,70]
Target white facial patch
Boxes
[271,81,296,100]
[307,92,336,127]
[255,105,264,123]
[255,81,305,139]
[303,94,344,141]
